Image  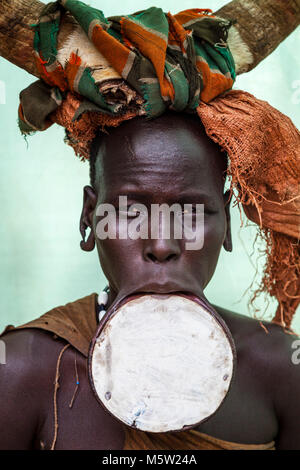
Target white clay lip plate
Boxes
[89,294,236,433]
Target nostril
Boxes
[147,253,158,263]
[144,239,181,263]
[166,253,176,261]
[146,253,177,263]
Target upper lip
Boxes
[126,282,195,297]
[108,282,203,312]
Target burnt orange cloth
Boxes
[123,427,275,450]
[198,91,300,328]
[1,293,276,450]
[1,293,98,357]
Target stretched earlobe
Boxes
[223,189,233,252]
[79,185,98,252]
[80,228,96,252]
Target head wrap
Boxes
[17,0,300,329]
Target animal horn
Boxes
[0,0,75,77]
[216,0,300,74]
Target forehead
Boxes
[94,113,226,201]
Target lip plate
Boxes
[88,291,237,433]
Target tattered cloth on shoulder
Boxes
[18,0,300,328]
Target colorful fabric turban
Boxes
[17,0,300,329]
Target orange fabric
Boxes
[174,9,215,25]
[196,58,234,102]
[51,92,139,160]
[1,293,98,357]
[123,427,275,450]
[34,54,68,92]
[242,187,300,240]
[121,17,175,102]
[65,52,82,93]
[92,25,132,76]
[167,12,190,50]
[197,90,300,328]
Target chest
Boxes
[37,350,277,450]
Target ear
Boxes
[223,189,233,252]
[79,185,98,252]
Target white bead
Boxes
[98,310,106,322]
[98,291,108,306]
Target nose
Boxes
[143,238,181,263]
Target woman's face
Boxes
[81,112,232,306]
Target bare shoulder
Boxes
[0,328,70,449]
[214,304,299,369]
[214,305,300,449]
[1,327,70,371]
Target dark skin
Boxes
[1,112,299,450]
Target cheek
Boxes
[204,213,226,248]
[95,236,143,286]
[182,213,225,253]
[201,213,226,280]
[183,213,225,268]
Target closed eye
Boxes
[117,206,145,218]
[181,206,217,216]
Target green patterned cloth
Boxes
[19,0,236,133]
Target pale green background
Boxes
[0,0,299,333]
